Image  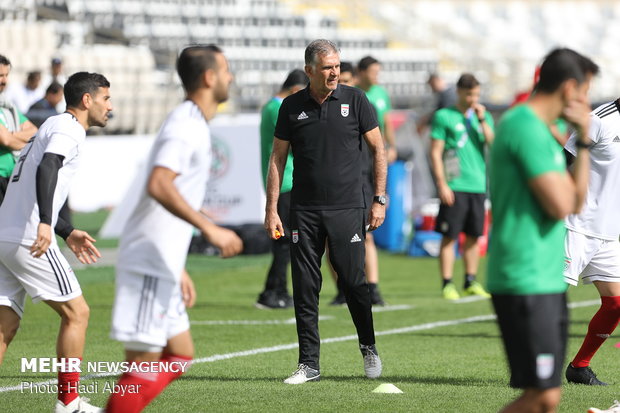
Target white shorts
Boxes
[564,230,620,286]
[110,270,189,351]
[0,241,82,318]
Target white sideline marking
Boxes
[190,305,414,325]
[191,315,334,326]
[0,299,599,393]
[194,314,497,363]
[372,304,414,313]
[569,299,600,308]
[454,296,488,304]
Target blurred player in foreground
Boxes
[488,48,598,413]
[0,72,110,413]
[563,96,620,386]
[107,45,242,412]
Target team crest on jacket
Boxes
[292,230,299,244]
[341,104,349,117]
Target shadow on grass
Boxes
[176,374,503,387]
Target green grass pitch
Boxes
[0,235,617,412]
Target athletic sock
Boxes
[105,368,158,413]
[105,355,192,413]
[442,279,453,289]
[572,296,620,368]
[368,283,377,293]
[144,354,192,402]
[57,357,81,406]
[463,274,476,289]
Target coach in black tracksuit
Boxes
[265,39,387,383]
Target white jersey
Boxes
[117,100,212,281]
[565,99,620,240]
[0,113,85,245]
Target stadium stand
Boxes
[34,0,436,120]
[1,0,619,133]
[374,0,620,103]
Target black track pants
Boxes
[290,208,375,370]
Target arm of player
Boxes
[528,100,591,219]
[52,213,101,264]
[31,152,101,262]
[473,103,494,145]
[64,229,101,265]
[528,163,589,220]
[429,138,455,206]
[363,126,387,231]
[416,112,432,135]
[264,137,289,239]
[382,114,398,164]
[147,166,243,258]
[31,153,64,257]
[180,269,196,308]
[0,120,37,151]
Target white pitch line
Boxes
[0,299,600,393]
[190,305,415,325]
[191,315,333,326]
[454,296,488,304]
[372,304,414,313]
[569,299,600,308]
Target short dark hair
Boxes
[64,72,110,108]
[456,73,480,90]
[281,69,307,90]
[27,71,41,82]
[304,39,339,66]
[0,54,10,67]
[46,82,63,95]
[357,56,379,72]
[535,48,599,94]
[177,44,223,93]
[427,72,440,83]
[340,61,354,75]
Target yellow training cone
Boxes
[372,383,403,394]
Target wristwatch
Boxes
[373,195,387,206]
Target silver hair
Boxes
[304,39,340,66]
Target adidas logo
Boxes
[614,136,620,142]
[596,333,611,339]
[297,111,308,120]
[350,233,362,243]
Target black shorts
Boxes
[0,176,9,205]
[492,293,568,389]
[435,191,485,239]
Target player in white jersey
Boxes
[563,99,620,386]
[0,72,111,413]
[106,45,243,413]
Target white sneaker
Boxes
[54,396,103,413]
[283,363,320,384]
[360,344,382,379]
[589,401,620,413]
